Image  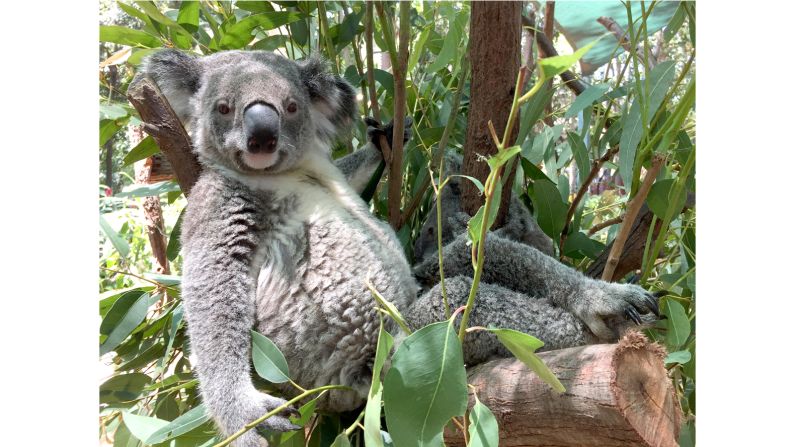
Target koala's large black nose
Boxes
[244,103,280,153]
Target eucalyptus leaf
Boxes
[665,300,690,350]
[646,178,687,219]
[564,83,610,118]
[567,131,590,185]
[664,350,692,366]
[100,291,150,356]
[528,179,568,242]
[122,412,169,442]
[123,135,160,167]
[115,181,181,198]
[146,404,210,444]
[425,13,463,73]
[251,330,291,383]
[537,39,597,83]
[100,25,161,48]
[219,12,302,49]
[467,396,499,447]
[101,373,152,405]
[383,319,467,447]
[365,321,394,447]
[166,208,185,261]
[488,328,565,393]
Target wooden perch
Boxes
[127,76,203,197]
[446,332,682,447]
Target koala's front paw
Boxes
[572,282,662,341]
[365,116,413,153]
[228,392,300,447]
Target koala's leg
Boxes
[412,234,660,341]
[404,276,597,365]
[334,141,384,194]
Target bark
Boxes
[446,332,682,447]
[132,125,170,275]
[127,76,202,197]
[461,1,522,228]
[387,2,410,230]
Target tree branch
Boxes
[387,2,411,230]
[127,77,202,197]
[602,155,665,281]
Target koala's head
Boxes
[138,49,356,174]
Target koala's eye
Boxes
[217,102,230,115]
[286,102,298,114]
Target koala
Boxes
[136,49,660,446]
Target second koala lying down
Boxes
[136,49,660,446]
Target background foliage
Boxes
[99,1,695,446]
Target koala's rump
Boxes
[253,180,415,411]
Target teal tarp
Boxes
[553,1,681,75]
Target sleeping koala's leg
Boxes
[334,117,412,194]
[412,234,661,341]
[404,276,598,365]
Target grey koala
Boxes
[137,49,660,446]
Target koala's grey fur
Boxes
[137,49,659,447]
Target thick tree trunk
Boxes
[127,77,202,197]
[460,1,522,227]
[446,332,682,447]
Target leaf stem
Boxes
[211,385,349,447]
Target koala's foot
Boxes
[365,116,413,158]
[226,392,300,447]
[571,282,663,342]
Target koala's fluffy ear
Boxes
[137,49,202,125]
[298,56,357,144]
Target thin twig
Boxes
[588,215,624,235]
[602,154,665,281]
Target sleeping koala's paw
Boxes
[228,392,301,446]
[571,282,663,341]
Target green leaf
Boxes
[665,300,690,350]
[646,179,687,219]
[100,117,129,146]
[563,231,605,260]
[100,291,150,355]
[527,179,568,242]
[118,342,166,371]
[467,180,502,246]
[176,0,200,33]
[251,330,290,383]
[100,214,131,258]
[645,61,678,122]
[486,146,522,171]
[520,158,554,183]
[100,25,161,48]
[488,328,565,393]
[146,404,210,444]
[167,208,185,261]
[567,131,590,185]
[370,284,411,335]
[448,175,484,193]
[252,35,290,51]
[331,434,351,447]
[467,395,499,447]
[425,13,463,73]
[220,12,302,49]
[101,104,130,120]
[537,39,597,83]
[237,1,275,13]
[332,9,363,51]
[664,350,692,366]
[372,69,395,96]
[101,373,152,405]
[127,48,159,66]
[383,319,467,447]
[144,273,182,286]
[122,411,169,442]
[365,321,394,447]
[115,181,181,198]
[123,135,160,166]
[618,98,642,187]
[564,83,610,118]
[408,25,432,73]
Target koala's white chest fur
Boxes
[222,152,416,409]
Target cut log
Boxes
[446,332,682,447]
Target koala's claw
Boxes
[366,116,413,149]
[644,293,661,317]
[625,306,643,325]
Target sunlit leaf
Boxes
[100,25,161,48]
[488,328,565,393]
[664,350,692,366]
[101,373,152,405]
[383,319,467,447]
[146,404,210,444]
[100,214,131,258]
[122,411,168,442]
[219,12,302,49]
[537,40,597,83]
[123,135,160,166]
[467,395,499,447]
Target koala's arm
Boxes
[334,117,412,194]
[180,176,298,443]
[413,232,660,341]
